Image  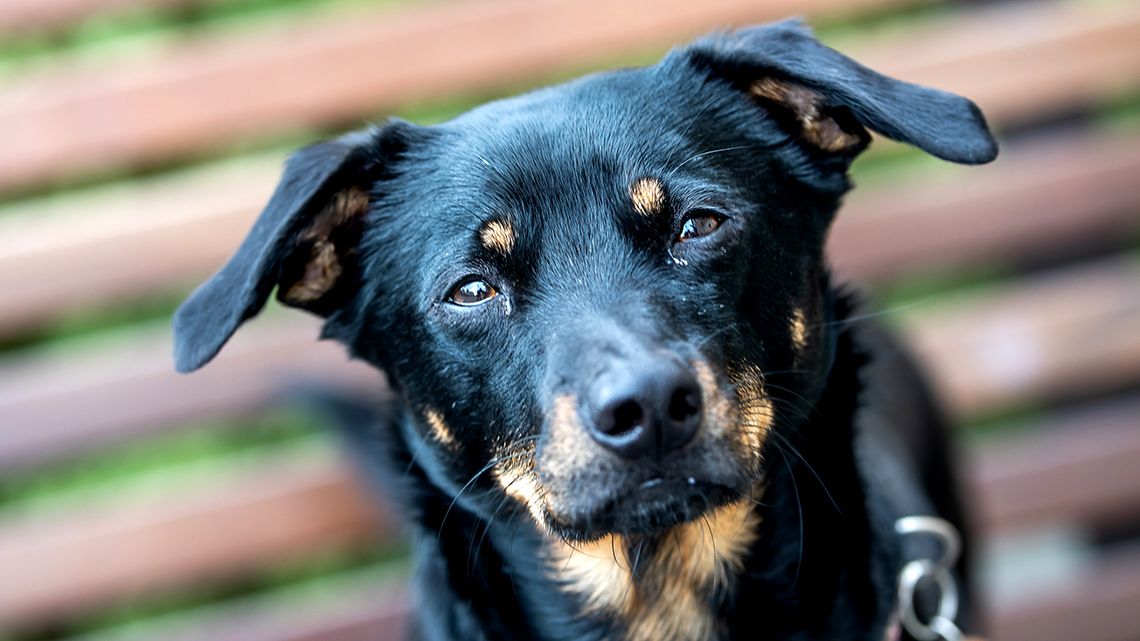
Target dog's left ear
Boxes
[683,19,998,165]
[173,124,408,373]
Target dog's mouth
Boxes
[549,476,741,541]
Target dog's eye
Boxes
[448,278,498,306]
[677,210,725,242]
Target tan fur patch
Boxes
[480,219,516,255]
[423,407,457,448]
[692,359,734,442]
[790,307,809,355]
[551,498,761,641]
[492,440,548,529]
[282,186,370,305]
[694,358,775,455]
[540,394,594,483]
[749,78,862,153]
[629,177,667,217]
[727,363,775,454]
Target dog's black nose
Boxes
[589,360,702,460]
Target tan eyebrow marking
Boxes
[480,219,516,254]
[629,177,667,217]
[424,407,458,448]
[790,307,809,354]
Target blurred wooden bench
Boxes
[0,1,1138,641]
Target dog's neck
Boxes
[380,302,896,641]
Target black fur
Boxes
[174,19,996,641]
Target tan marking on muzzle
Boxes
[629,177,667,217]
[550,495,762,641]
[480,219,516,255]
[692,359,734,441]
[492,441,547,529]
[727,363,775,454]
[540,394,595,482]
[423,407,457,448]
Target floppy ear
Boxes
[173,125,400,373]
[683,19,997,164]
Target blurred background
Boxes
[0,0,1137,640]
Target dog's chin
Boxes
[548,478,740,542]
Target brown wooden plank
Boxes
[0,316,380,470]
[832,131,1140,283]
[4,1,1138,195]
[0,448,391,627]
[901,257,1140,419]
[967,397,1140,536]
[0,0,919,193]
[988,544,1140,641]
[0,156,281,333]
[3,393,1137,628]
[0,0,181,34]
[67,573,410,641]
[851,2,1140,127]
[4,125,1137,337]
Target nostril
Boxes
[606,399,645,436]
[668,388,701,423]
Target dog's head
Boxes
[173,20,994,543]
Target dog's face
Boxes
[173,21,994,543]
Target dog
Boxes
[173,19,997,641]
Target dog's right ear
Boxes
[173,124,407,373]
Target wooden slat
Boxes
[0,316,379,470]
[832,131,1140,283]
[6,396,1137,630]
[66,573,410,641]
[852,2,1140,127]
[3,254,1138,470]
[0,0,178,34]
[902,257,1140,419]
[0,156,281,333]
[989,544,1140,641]
[4,125,1137,336]
[967,397,1140,536]
[0,0,919,193]
[0,448,390,627]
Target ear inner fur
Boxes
[749,78,863,153]
[280,186,371,306]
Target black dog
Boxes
[173,19,996,641]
